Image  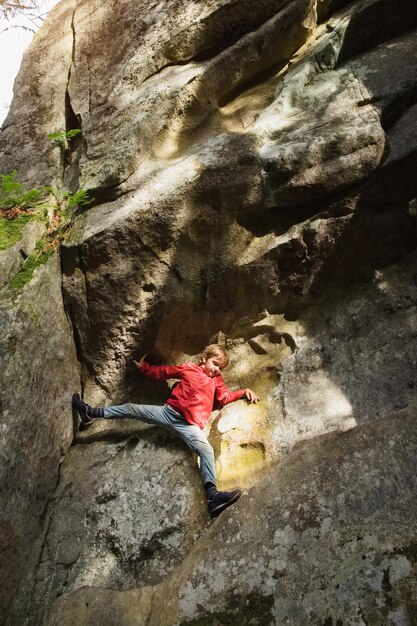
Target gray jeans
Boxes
[104,403,216,486]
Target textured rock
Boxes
[45,408,417,625]
[20,249,417,624]
[0,219,45,288]
[1,0,417,623]
[56,0,417,406]
[163,409,417,626]
[67,0,316,191]
[0,0,76,188]
[46,585,154,626]
[0,255,79,622]
[22,424,207,625]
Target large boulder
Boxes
[22,422,207,625]
[1,0,417,623]
[45,408,417,625]
[21,249,417,624]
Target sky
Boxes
[0,0,59,124]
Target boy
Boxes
[72,344,259,517]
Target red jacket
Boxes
[140,361,244,429]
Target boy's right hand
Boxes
[133,354,147,370]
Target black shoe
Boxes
[208,488,241,517]
[72,392,94,425]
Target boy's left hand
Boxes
[243,388,259,403]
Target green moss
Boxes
[0,214,33,250]
[9,247,53,290]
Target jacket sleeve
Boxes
[140,361,185,380]
[214,376,244,407]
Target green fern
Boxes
[0,170,94,259]
[0,171,42,209]
[66,188,93,209]
[47,128,82,150]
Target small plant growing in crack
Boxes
[47,128,82,151]
[0,170,42,213]
[1,169,93,289]
[43,184,93,215]
[0,170,42,250]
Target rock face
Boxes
[0,0,76,188]
[1,0,417,624]
[0,256,79,622]
[45,408,417,626]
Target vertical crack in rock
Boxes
[60,243,88,395]
[62,5,83,184]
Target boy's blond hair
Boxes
[200,344,229,368]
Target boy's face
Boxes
[201,356,224,377]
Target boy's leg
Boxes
[73,396,240,516]
[168,419,217,485]
[104,403,176,427]
[167,415,241,517]
[72,394,178,428]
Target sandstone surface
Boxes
[45,408,417,626]
[1,0,417,623]
[0,255,79,622]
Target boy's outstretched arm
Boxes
[133,355,184,380]
[215,378,260,406]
